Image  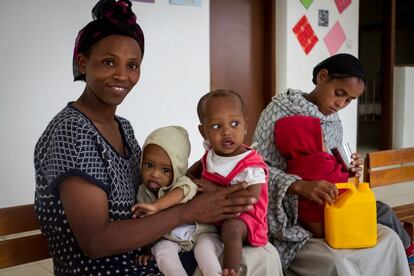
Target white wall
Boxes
[276,0,360,151]
[0,0,209,207]
[393,66,414,148]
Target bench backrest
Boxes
[0,204,50,269]
[364,147,414,187]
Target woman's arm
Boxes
[59,176,255,259]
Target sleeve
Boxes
[41,117,111,194]
[159,175,198,204]
[321,115,343,150]
[233,167,266,185]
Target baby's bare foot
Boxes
[222,268,237,276]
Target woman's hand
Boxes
[181,182,256,224]
[193,178,222,193]
[289,179,338,205]
[349,152,363,178]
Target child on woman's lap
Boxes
[190,90,269,275]
[131,126,219,276]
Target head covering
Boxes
[312,53,366,85]
[73,0,145,81]
[142,126,191,184]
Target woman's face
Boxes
[77,35,142,107]
[313,69,365,116]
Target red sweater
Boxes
[275,115,349,222]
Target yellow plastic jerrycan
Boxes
[324,182,377,249]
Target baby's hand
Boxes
[194,178,221,193]
[131,203,159,218]
[136,253,154,266]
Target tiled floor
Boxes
[0,259,53,276]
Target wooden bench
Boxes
[364,147,414,242]
[0,204,50,269]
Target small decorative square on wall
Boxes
[300,0,313,10]
[318,9,329,27]
[292,15,318,55]
[323,21,346,55]
[335,0,352,14]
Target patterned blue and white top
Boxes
[252,89,343,270]
[34,103,161,275]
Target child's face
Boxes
[199,96,247,157]
[141,144,173,192]
[77,35,142,107]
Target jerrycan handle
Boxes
[328,182,357,208]
[335,182,357,193]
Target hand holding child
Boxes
[194,178,222,192]
[182,182,255,224]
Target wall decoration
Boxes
[323,21,346,55]
[318,9,329,27]
[300,0,313,10]
[292,15,318,55]
[169,0,201,7]
[132,0,154,3]
[335,0,352,14]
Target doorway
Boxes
[210,0,275,145]
[358,0,414,153]
[357,0,385,154]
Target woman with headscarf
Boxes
[253,53,411,275]
[34,1,257,275]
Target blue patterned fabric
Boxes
[34,103,161,275]
[252,89,343,270]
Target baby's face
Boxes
[141,144,173,192]
[200,96,247,157]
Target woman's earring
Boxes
[203,139,211,151]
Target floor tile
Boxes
[0,263,52,276]
[37,259,53,273]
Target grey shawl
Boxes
[252,89,343,269]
